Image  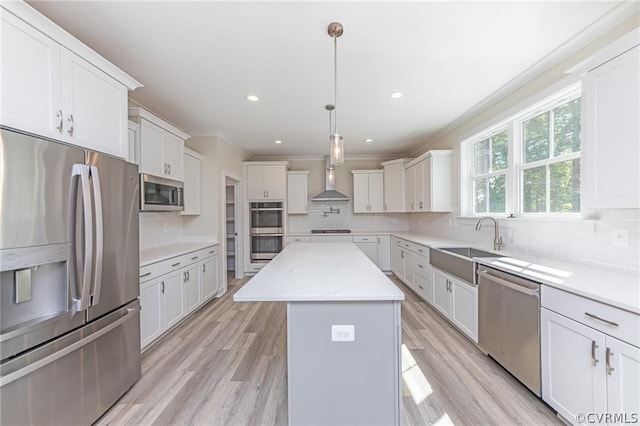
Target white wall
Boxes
[408,16,640,273]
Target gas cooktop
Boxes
[310,229,352,234]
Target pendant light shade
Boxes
[328,22,344,165]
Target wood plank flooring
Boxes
[98,274,560,425]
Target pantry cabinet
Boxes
[352,170,384,213]
[130,108,189,182]
[381,159,410,213]
[245,162,289,200]
[541,286,640,424]
[287,171,309,214]
[0,5,140,159]
[582,30,640,209]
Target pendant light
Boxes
[328,22,344,165]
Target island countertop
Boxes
[233,243,405,302]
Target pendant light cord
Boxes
[333,33,338,134]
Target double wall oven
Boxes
[250,202,284,262]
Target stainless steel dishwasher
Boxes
[477,264,542,396]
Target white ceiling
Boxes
[27,1,633,158]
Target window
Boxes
[463,86,581,216]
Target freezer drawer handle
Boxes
[0,306,140,387]
[585,312,619,328]
[477,270,539,296]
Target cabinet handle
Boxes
[419,201,423,209]
[203,264,206,273]
[172,262,181,267]
[418,285,424,290]
[67,114,74,136]
[183,272,186,281]
[168,163,171,175]
[164,163,167,174]
[56,110,63,133]
[606,347,614,375]
[161,281,165,293]
[585,312,619,327]
[418,264,423,268]
[400,250,404,258]
[191,256,199,260]
[140,272,151,278]
[418,248,423,253]
[591,340,599,367]
[209,250,215,254]
[411,202,414,210]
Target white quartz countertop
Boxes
[233,243,405,302]
[390,232,462,248]
[140,241,219,266]
[287,232,394,237]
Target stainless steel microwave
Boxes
[140,173,184,211]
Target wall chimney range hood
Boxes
[311,156,349,202]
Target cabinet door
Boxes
[352,173,370,213]
[541,308,607,421]
[0,10,62,140]
[422,157,432,211]
[61,48,127,158]
[368,173,385,212]
[127,120,139,164]
[432,270,453,317]
[383,164,405,212]
[415,161,426,210]
[163,271,184,330]
[583,45,640,208]
[606,336,640,417]
[377,236,391,271]
[451,279,478,342]
[403,250,414,288]
[405,166,416,211]
[264,166,286,199]
[162,131,184,181]
[182,265,201,314]
[139,119,166,177]
[140,277,164,349]
[287,174,308,214]
[246,166,266,200]
[181,153,201,215]
[391,245,401,278]
[354,242,378,266]
[201,256,219,301]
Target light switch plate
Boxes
[611,227,629,247]
[331,325,355,342]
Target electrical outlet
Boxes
[331,325,355,342]
[611,228,629,247]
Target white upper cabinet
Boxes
[287,171,309,214]
[381,159,410,213]
[129,107,189,182]
[181,148,203,216]
[245,162,289,200]
[405,150,452,212]
[352,170,384,213]
[0,4,141,158]
[582,30,640,209]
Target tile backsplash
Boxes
[287,201,409,233]
[139,212,183,249]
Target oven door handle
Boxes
[477,270,539,297]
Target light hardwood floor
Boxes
[98,273,560,425]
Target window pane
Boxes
[554,98,581,156]
[550,159,581,212]
[523,112,550,163]
[474,178,487,213]
[522,166,546,212]
[488,174,506,213]
[491,131,508,171]
[474,139,490,175]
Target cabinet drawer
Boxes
[393,237,404,247]
[542,286,640,347]
[413,244,428,257]
[164,253,197,273]
[352,235,376,243]
[139,262,163,283]
[287,236,311,244]
[201,245,219,258]
[413,255,430,277]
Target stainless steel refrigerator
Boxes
[0,128,141,425]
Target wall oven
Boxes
[250,202,283,261]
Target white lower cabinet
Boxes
[377,235,391,272]
[542,299,640,424]
[353,235,378,265]
[432,268,478,342]
[139,244,220,350]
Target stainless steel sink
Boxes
[429,246,504,283]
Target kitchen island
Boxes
[234,242,405,426]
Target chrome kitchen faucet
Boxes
[475,216,504,251]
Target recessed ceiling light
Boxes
[274,140,282,144]
[365,138,373,143]
[246,94,259,102]
[388,91,403,99]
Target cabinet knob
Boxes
[67,114,74,136]
[56,110,63,133]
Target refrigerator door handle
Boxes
[90,166,103,306]
[71,164,93,312]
